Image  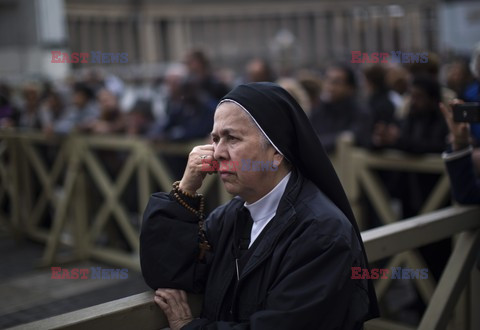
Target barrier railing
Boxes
[333,135,450,229]
[0,131,231,270]
[2,131,475,329]
[10,205,480,330]
[332,136,452,315]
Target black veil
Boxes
[220,82,379,319]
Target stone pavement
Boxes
[0,232,150,329]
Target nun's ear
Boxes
[272,151,284,168]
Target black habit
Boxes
[140,83,379,329]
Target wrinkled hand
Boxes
[179,144,216,195]
[439,100,471,151]
[154,289,193,330]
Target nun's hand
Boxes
[179,144,216,195]
[154,289,193,330]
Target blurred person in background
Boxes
[440,100,480,204]
[0,82,19,128]
[296,69,322,113]
[148,62,216,179]
[82,68,105,95]
[439,43,480,191]
[378,76,451,285]
[446,57,475,100]
[244,58,276,83]
[385,64,409,119]
[17,82,43,129]
[464,42,480,144]
[276,77,312,116]
[53,82,99,134]
[372,75,452,315]
[148,70,215,142]
[40,89,66,135]
[364,64,397,149]
[184,49,230,102]
[361,64,399,230]
[404,53,457,110]
[83,88,125,134]
[121,74,155,115]
[372,74,449,216]
[309,63,371,153]
[373,76,448,155]
[126,100,154,137]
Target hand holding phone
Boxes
[440,100,471,151]
[453,102,480,123]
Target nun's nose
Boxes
[213,138,229,161]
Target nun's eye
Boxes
[227,135,237,141]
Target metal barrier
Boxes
[10,205,480,330]
[0,131,231,270]
[332,136,452,316]
[2,131,477,329]
[333,136,450,229]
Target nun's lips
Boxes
[219,171,235,178]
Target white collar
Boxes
[244,172,292,223]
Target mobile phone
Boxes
[453,103,480,123]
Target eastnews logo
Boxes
[51,51,128,64]
[51,267,129,279]
[351,267,429,279]
[351,51,429,64]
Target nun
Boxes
[140,82,379,329]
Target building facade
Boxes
[64,0,440,72]
[4,0,480,80]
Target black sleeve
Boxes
[182,220,369,330]
[140,192,227,293]
[445,152,480,204]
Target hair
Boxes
[73,82,95,100]
[412,75,441,103]
[187,49,210,71]
[386,65,409,95]
[246,58,276,82]
[406,52,440,77]
[296,70,322,104]
[131,100,154,121]
[276,78,312,115]
[329,63,357,88]
[363,64,388,93]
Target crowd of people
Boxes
[1,48,479,212]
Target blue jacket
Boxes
[444,148,480,204]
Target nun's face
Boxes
[211,102,283,203]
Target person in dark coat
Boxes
[309,64,371,153]
[440,100,480,204]
[140,83,379,329]
[363,64,398,150]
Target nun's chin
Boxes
[221,180,240,195]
